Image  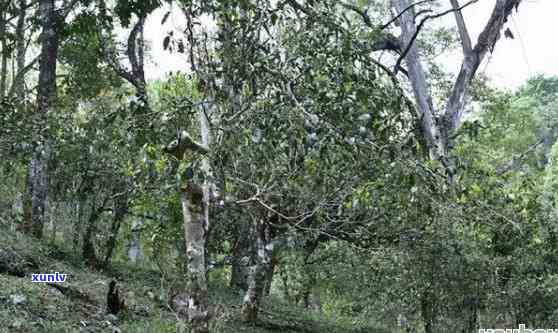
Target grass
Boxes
[0,220,387,332]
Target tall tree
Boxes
[391,0,523,172]
[12,0,28,102]
[24,0,79,237]
[0,0,9,97]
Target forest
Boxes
[1,0,557,332]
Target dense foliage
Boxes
[1,0,556,332]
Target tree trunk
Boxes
[180,180,209,332]
[420,292,434,333]
[20,172,32,232]
[263,255,276,296]
[47,199,57,241]
[393,0,524,170]
[82,204,104,268]
[103,189,128,267]
[0,9,7,98]
[73,198,85,250]
[241,219,273,323]
[127,219,144,264]
[50,201,58,242]
[298,240,320,311]
[230,228,276,295]
[179,106,212,333]
[393,0,444,161]
[14,0,27,103]
[461,295,480,333]
[27,152,49,238]
[280,269,291,302]
[25,0,60,238]
[230,218,253,290]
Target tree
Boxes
[24,0,80,238]
[389,0,522,173]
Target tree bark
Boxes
[181,107,213,332]
[180,180,209,332]
[13,0,27,103]
[50,201,58,242]
[73,197,85,250]
[164,109,213,332]
[127,219,144,264]
[300,240,320,311]
[393,0,523,172]
[393,0,444,161]
[262,255,276,297]
[103,189,128,267]
[21,171,32,232]
[25,0,60,238]
[82,204,103,268]
[420,291,435,333]
[241,219,274,323]
[230,218,253,290]
[0,8,7,98]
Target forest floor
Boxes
[0,220,385,333]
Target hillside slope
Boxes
[0,221,383,333]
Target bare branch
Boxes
[7,56,39,99]
[381,0,431,30]
[394,0,479,75]
[443,0,523,135]
[450,0,473,55]
[98,16,147,99]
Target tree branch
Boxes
[340,2,373,27]
[394,0,479,75]
[5,0,37,23]
[381,0,431,30]
[450,0,473,55]
[59,0,80,19]
[496,138,543,176]
[164,130,210,159]
[127,17,146,85]
[7,56,38,99]
[371,33,401,53]
[442,0,522,135]
[98,17,147,97]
